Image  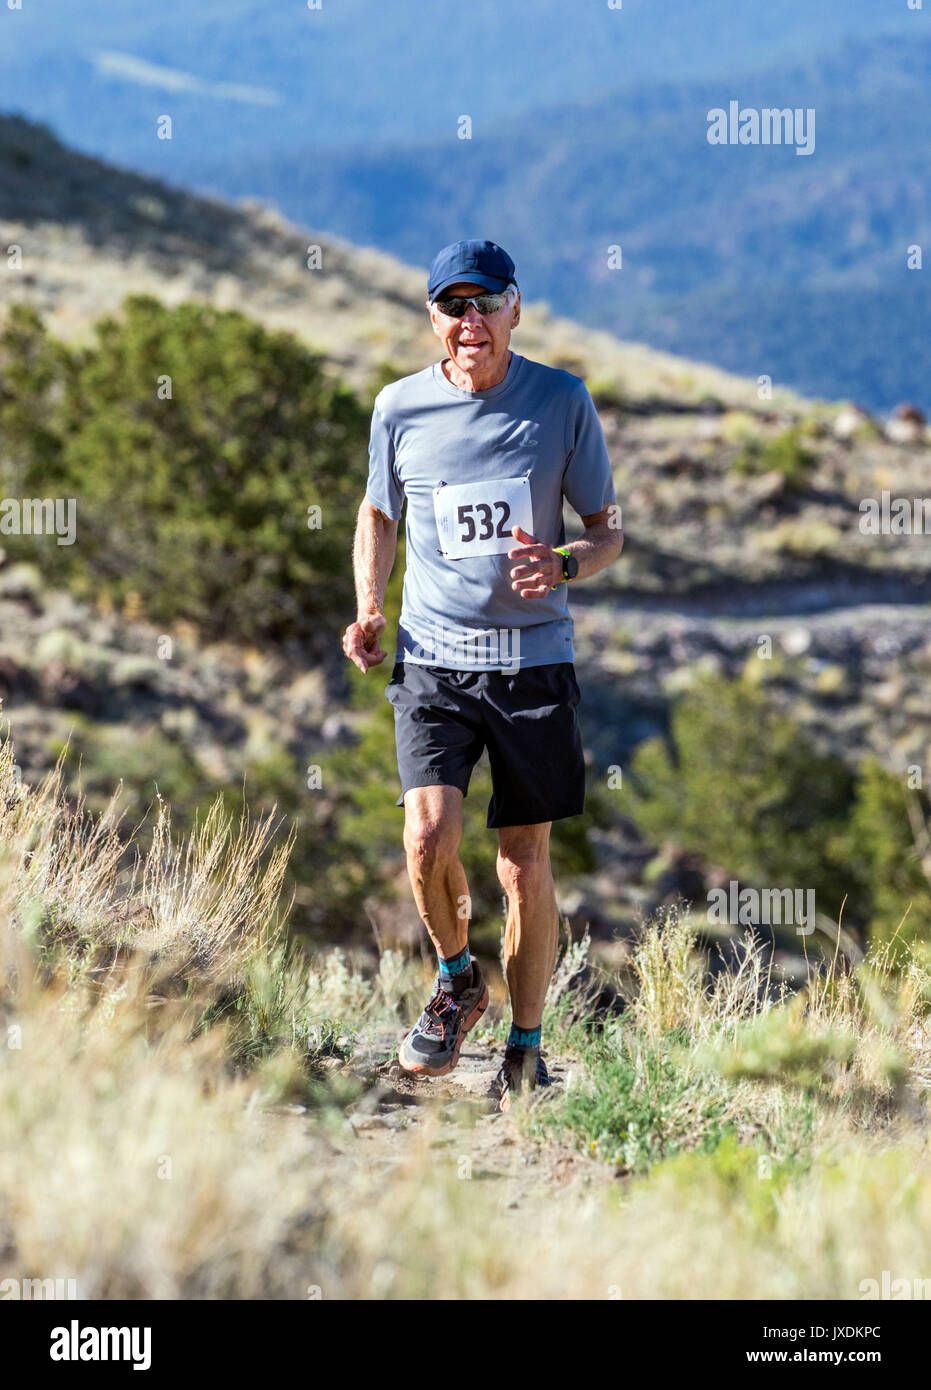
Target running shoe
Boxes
[491,1046,552,1111]
[397,961,488,1077]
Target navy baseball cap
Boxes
[427,239,518,301]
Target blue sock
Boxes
[438,945,471,990]
[508,1022,542,1051]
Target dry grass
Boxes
[1,727,930,1299]
[624,903,779,1040]
[624,904,930,1101]
[0,727,293,989]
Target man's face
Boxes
[429,281,520,374]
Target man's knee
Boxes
[496,838,551,897]
[404,816,460,871]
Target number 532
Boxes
[457,500,511,543]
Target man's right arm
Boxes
[342,499,399,673]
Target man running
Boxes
[342,239,622,1107]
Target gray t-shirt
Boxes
[365,350,616,671]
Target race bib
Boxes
[433,475,533,559]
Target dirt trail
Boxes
[299,1032,615,1206]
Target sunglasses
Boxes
[434,291,514,318]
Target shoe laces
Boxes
[422,987,458,1039]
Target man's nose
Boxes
[459,304,484,326]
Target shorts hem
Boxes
[396,779,469,808]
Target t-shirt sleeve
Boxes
[562,380,617,517]
[365,398,403,521]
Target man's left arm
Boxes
[566,504,624,579]
[508,380,623,596]
[558,379,623,579]
[508,508,622,595]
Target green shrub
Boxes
[535,1025,735,1174]
[732,426,816,489]
[623,673,862,923]
[621,675,931,951]
[587,376,626,411]
[694,997,857,1089]
[847,759,931,957]
[0,297,370,653]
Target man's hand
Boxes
[508,525,563,598]
[342,610,388,672]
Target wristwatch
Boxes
[551,546,579,588]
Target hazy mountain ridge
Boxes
[0,0,909,155]
[2,12,926,405]
[190,32,931,410]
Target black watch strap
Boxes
[553,546,578,584]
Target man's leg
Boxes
[402,784,469,960]
[397,784,488,1076]
[497,821,558,1033]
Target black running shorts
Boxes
[385,660,586,829]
